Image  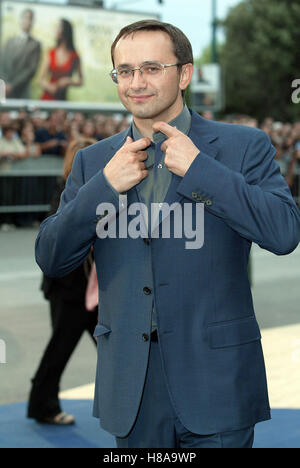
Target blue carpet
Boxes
[0,400,116,448]
[0,400,299,448]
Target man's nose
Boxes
[130,69,147,89]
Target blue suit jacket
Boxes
[35,110,300,437]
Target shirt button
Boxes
[142,333,149,342]
[157,163,163,169]
[143,286,151,295]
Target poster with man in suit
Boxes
[0,8,41,99]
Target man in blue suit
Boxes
[35,20,300,448]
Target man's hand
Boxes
[152,121,200,177]
[104,136,151,193]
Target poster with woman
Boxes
[0,0,157,105]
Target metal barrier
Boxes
[0,156,63,214]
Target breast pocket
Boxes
[207,316,261,349]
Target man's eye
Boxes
[119,69,131,76]
[144,65,160,74]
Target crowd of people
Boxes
[0,109,130,160]
[205,111,300,199]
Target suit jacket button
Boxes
[143,286,151,295]
[142,333,149,342]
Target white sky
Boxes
[30,0,242,57]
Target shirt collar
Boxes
[132,105,192,144]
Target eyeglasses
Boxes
[110,61,181,84]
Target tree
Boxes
[220,0,300,121]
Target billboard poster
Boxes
[0,0,157,106]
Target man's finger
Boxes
[127,137,151,152]
[161,141,167,153]
[152,121,182,138]
[136,151,148,161]
[124,136,133,145]
[140,169,148,180]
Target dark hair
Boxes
[58,19,76,52]
[64,138,96,180]
[2,124,15,135]
[111,19,193,67]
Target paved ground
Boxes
[0,226,299,410]
[0,227,97,406]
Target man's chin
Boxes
[128,105,157,120]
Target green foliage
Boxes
[195,43,224,66]
[220,0,300,121]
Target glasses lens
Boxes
[112,72,118,84]
[141,63,163,76]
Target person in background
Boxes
[0,9,41,99]
[27,137,98,425]
[67,120,82,141]
[117,117,131,134]
[81,118,97,140]
[20,120,41,158]
[94,113,106,140]
[30,111,48,133]
[100,116,119,139]
[35,110,68,156]
[39,19,83,101]
[0,125,26,160]
[72,111,86,128]
[0,112,12,137]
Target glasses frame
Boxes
[109,61,181,85]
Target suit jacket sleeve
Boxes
[0,40,11,80]
[35,148,121,278]
[177,129,300,255]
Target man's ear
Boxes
[179,63,193,91]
